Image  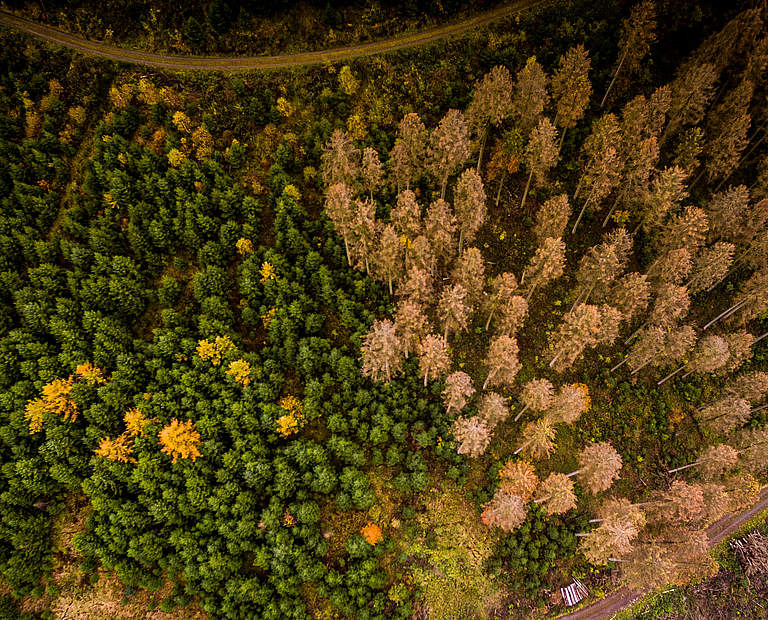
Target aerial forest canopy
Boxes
[0,0,767,618]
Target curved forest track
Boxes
[559,487,768,620]
[0,2,549,71]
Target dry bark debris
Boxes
[731,530,768,580]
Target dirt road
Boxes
[559,487,768,620]
[0,2,548,71]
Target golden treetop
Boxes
[137,78,161,105]
[24,398,46,434]
[167,148,186,168]
[94,434,136,464]
[227,359,252,388]
[574,382,591,411]
[360,522,383,545]
[279,395,302,416]
[124,408,155,437]
[338,66,359,96]
[41,377,78,422]
[159,419,203,464]
[276,414,300,438]
[236,238,254,255]
[276,97,294,118]
[75,362,107,385]
[261,307,277,329]
[259,262,277,283]
[282,184,301,201]
[172,111,193,133]
[196,335,236,366]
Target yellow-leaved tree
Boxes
[276,396,304,437]
[41,377,78,421]
[227,359,252,387]
[196,335,235,366]
[94,434,135,463]
[75,362,107,385]
[236,238,254,255]
[24,398,46,434]
[124,408,155,437]
[159,419,203,464]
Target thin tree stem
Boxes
[716,129,768,192]
[702,300,747,331]
[624,323,645,346]
[600,47,629,108]
[485,306,496,331]
[549,349,564,369]
[514,404,530,422]
[571,193,593,234]
[657,364,686,386]
[482,367,497,391]
[667,460,703,474]
[569,290,585,315]
[477,126,489,172]
[602,195,620,228]
[495,169,506,207]
[691,165,707,190]
[610,356,630,373]
[525,282,537,303]
[629,357,654,375]
[521,168,534,210]
[344,236,351,266]
[514,438,531,455]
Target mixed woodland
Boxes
[0,0,767,618]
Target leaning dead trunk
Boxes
[657,364,687,386]
[600,47,628,108]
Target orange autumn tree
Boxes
[361,522,383,545]
[94,434,135,464]
[159,419,203,464]
[75,362,107,385]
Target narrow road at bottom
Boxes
[560,487,768,620]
